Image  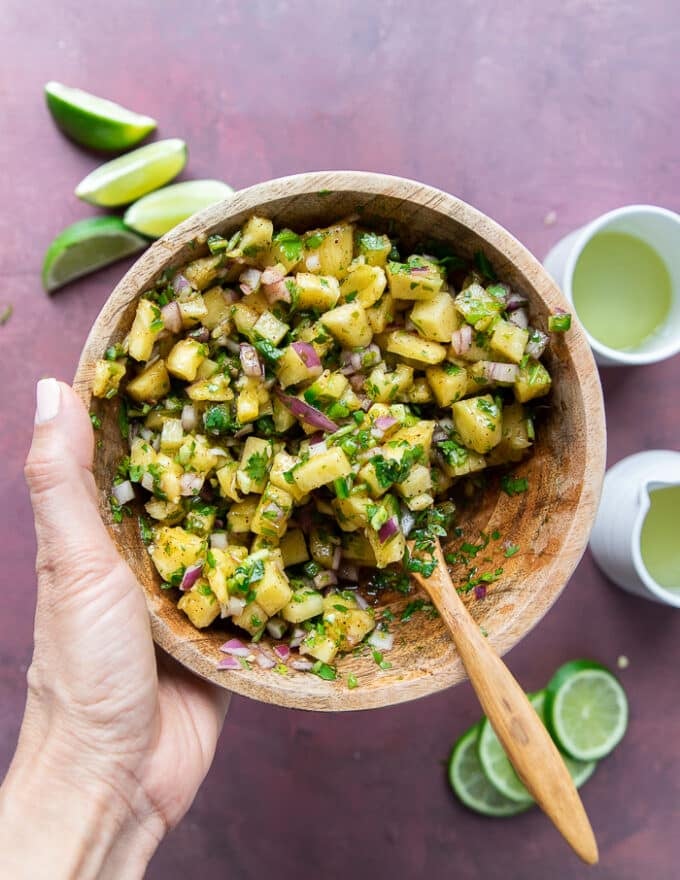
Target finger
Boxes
[25,379,124,593]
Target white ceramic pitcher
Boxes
[590,450,680,607]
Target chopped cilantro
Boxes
[138,516,153,544]
[373,445,424,487]
[273,229,303,263]
[117,399,129,439]
[347,672,358,689]
[504,544,520,558]
[305,232,325,250]
[500,475,529,496]
[371,649,392,670]
[252,336,283,365]
[89,413,102,429]
[474,250,496,281]
[244,450,270,483]
[203,404,236,435]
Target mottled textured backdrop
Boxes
[1,1,679,878]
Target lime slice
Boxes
[124,179,234,238]
[42,217,147,293]
[448,723,532,817]
[74,139,187,207]
[546,660,628,761]
[477,690,597,802]
[529,691,597,787]
[45,81,156,152]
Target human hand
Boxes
[0,379,230,880]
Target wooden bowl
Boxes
[74,171,605,711]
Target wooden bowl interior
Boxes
[76,172,605,711]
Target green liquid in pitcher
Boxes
[572,231,672,350]
[639,485,680,591]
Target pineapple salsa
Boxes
[93,215,560,676]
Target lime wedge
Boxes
[124,179,234,238]
[45,81,156,152]
[448,723,532,817]
[546,660,628,761]
[74,139,187,207]
[42,217,147,293]
[477,690,597,802]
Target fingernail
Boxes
[35,378,61,424]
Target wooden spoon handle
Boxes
[411,540,598,865]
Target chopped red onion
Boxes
[273,643,290,661]
[222,287,239,304]
[188,326,210,343]
[234,424,254,439]
[222,338,242,355]
[409,266,429,275]
[275,391,339,433]
[374,415,398,433]
[254,651,276,669]
[140,426,154,442]
[216,656,242,670]
[378,516,400,543]
[305,253,321,271]
[239,267,262,295]
[506,292,529,312]
[180,473,204,496]
[338,562,359,581]
[173,273,192,295]
[267,619,288,640]
[291,341,321,369]
[474,584,487,600]
[181,404,197,432]
[262,278,291,304]
[451,323,473,355]
[479,362,519,385]
[354,593,369,611]
[525,329,549,359]
[349,373,365,392]
[308,433,326,447]
[240,343,264,377]
[368,629,394,651]
[112,480,135,505]
[210,532,228,549]
[291,659,314,671]
[208,447,229,457]
[508,308,529,330]
[261,266,285,285]
[141,472,155,493]
[226,596,247,617]
[220,638,251,657]
[180,562,203,592]
[161,301,182,333]
[289,626,306,648]
[314,570,338,589]
[400,508,416,537]
[331,546,342,570]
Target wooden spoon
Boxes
[409,537,598,865]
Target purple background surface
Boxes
[1,2,679,878]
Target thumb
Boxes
[25,379,123,591]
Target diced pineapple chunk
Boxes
[205,546,247,603]
[240,217,274,258]
[486,403,533,465]
[490,319,529,364]
[385,330,447,365]
[300,633,338,664]
[277,344,321,389]
[321,303,373,348]
[263,229,303,272]
[186,373,233,401]
[233,600,268,636]
[294,273,341,311]
[92,359,126,398]
[251,483,294,539]
[127,298,164,362]
[332,493,374,530]
[236,377,261,424]
[177,434,219,475]
[237,437,273,494]
[271,396,297,432]
[178,294,208,328]
[166,339,206,381]
[292,448,352,495]
[514,360,552,403]
[279,529,309,566]
[202,287,232,330]
[426,363,469,406]
[151,526,205,582]
[216,460,242,503]
[269,451,307,502]
[409,290,461,341]
[367,526,406,568]
[254,557,293,616]
[183,256,222,290]
[177,583,220,628]
[366,293,394,333]
[387,259,443,300]
[391,421,435,457]
[396,464,432,500]
[341,532,377,565]
[355,230,392,267]
[454,283,504,327]
[365,363,413,403]
[452,394,502,454]
[340,264,386,309]
[253,310,289,345]
[160,418,184,451]
[302,223,354,278]
[281,589,325,623]
[126,359,171,403]
[227,496,260,533]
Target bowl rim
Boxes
[74,170,606,711]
